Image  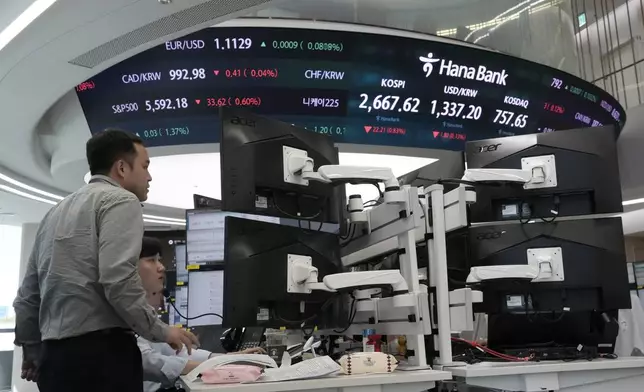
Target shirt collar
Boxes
[89,174,122,188]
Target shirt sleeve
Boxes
[163,342,212,362]
[13,245,42,346]
[98,193,168,342]
[138,337,188,387]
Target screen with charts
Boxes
[174,243,189,283]
[186,210,279,265]
[188,270,225,327]
[168,285,188,326]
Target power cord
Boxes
[333,295,357,334]
[273,196,325,220]
[163,290,223,321]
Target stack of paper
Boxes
[259,356,341,382]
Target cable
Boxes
[273,196,324,220]
[333,295,357,334]
[539,195,560,223]
[340,224,357,248]
[273,295,337,325]
[166,296,222,321]
[339,223,354,240]
[451,337,530,362]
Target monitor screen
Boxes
[174,243,188,283]
[187,270,225,327]
[75,25,624,150]
[168,286,188,327]
[186,210,279,265]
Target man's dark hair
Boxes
[140,237,163,259]
[86,129,144,175]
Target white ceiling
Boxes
[82,152,438,209]
[0,0,279,224]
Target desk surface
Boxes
[446,357,644,378]
[181,369,452,392]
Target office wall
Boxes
[11,223,39,392]
[626,236,644,261]
[573,0,644,109]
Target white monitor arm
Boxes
[287,154,400,190]
[287,255,409,294]
[462,168,532,184]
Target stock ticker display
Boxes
[75,27,625,150]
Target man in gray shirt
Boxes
[13,129,198,392]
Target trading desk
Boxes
[180,369,452,392]
[443,357,644,391]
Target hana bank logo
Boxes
[419,52,440,77]
[418,52,509,85]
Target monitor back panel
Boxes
[465,126,622,222]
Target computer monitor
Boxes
[222,216,345,329]
[175,242,188,283]
[186,209,279,266]
[188,270,224,327]
[449,217,630,352]
[397,151,465,190]
[220,108,345,224]
[465,126,622,223]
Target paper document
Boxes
[259,356,341,382]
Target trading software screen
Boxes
[188,270,225,327]
[186,210,279,265]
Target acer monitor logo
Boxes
[477,143,501,153]
[229,116,256,127]
[476,231,506,240]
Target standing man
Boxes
[13,129,199,392]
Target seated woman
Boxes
[137,237,263,392]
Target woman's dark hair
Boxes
[86,129,144,175]
[140,237,163,259]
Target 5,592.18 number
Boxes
[145,98,189,112]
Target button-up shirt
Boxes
[13,175,168,345]
[138,337,213,392]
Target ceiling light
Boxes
[0,185,57,205]
[623,198,644,206]
[142,214,186,223]
[158,0,172,4]
[0,0,57,52]
[0,173,64,200]
[144,218,185,226]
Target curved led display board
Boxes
[76,23,625,150]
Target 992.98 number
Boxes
[169,68,206,80]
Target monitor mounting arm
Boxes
[285,151,400,190]
[287,254,409,294]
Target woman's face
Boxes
[138,254,166,306]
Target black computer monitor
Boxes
[465,126,622,223]
[449,217,630,353]
[220,108,345,224]
[222,216,346,329]
[397,151,465,189]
